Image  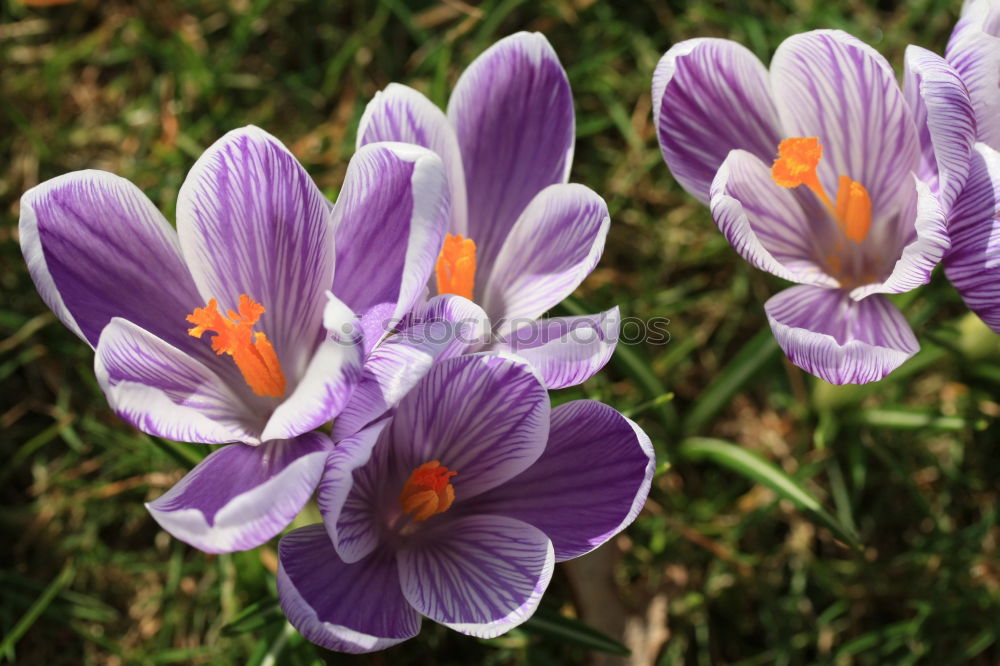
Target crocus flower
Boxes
[937,0,1000,332]
[653,30,973,384]
[277,353,654,651]
[19,126,449,552]
[354,31,619,391]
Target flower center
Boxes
[435,234,476,300]
[771,137,872,243]
[186,294,287,398]
[398,460,457,522]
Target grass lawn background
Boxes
[1,0,998,663]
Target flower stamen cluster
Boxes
[771,137,872,243]
[435,234,477,300]
[187,294,286,398]
[398,460,457,521]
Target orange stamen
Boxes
[771,137,835,209]
[186,295,286,398]
[435,234,476,300]
[772,137,872,244]
[839,179,872,243]
[399,460,457,522]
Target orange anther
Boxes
[772,138,872,244]
[399,460,457,522]
[771,137,823,188]
[838,179,872,243]
[772,137,836,211]
[435,234,476,300]
[186,294,286,398]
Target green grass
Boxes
[2,0,998,663]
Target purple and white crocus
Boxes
[278,353,654,651]
[939,0,1000,332]
[653,29,974,384]
[355,31,619,391]
[19,126,449,552]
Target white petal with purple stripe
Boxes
[849,177,949,301]
[95,318,261,444]
[770,30,921,222]
[711,150,837,286]
[398,514,554,638]
[944,143,1000,332]
[482,183,609,326]
[765,285,918,385]
[19,170,203,352]
[357,83,468,234]
[390,353,549,500]
[260,295,363,442]
[493,308,620,389]
[278,525,420,653]
[331,142,449,345]
[903,45,975,213]
[946,0,1000,149]
[448,32,575,273]
[316,422,387,564]
[652,38,783,204]
[146,433,333,553]
[465,400,654,561]
[177,126,335,380]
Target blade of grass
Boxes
[1,416,74,484]
[0,563,75,662]
[521,608,631,656]
[677,437,860,548]
[473,0,529,47]
[622,392,674,419]
[558,296,678,433]
[825,457,858,539]
[221,599,284,637]
[683,328,779,435]
[259,622,297,666]
[142,434,206,470]
[851,408,988,431]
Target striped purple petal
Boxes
[464,400,653,561]
[330,329,443,442]
[397,514,554,638]
[481,183,609,327]
[331,142,449,345]
[770,30,921,223]
[710,150,837,286]
[903,45,976,213]
[765,285,918,385]
[652,38,783,204]
[94,317,261,444]
[19,170,203,354]
[317,422,388,564]
[400,292,493,342]
[849,177,949,301]
[390,353,549,500]
[946,0,1000,149]
[177,126,335,384]
[357,83,468,235]
[448,32,574,274]
[944,143,1000,332]
[493,308,619,389]
[278,525,420,653]
[332,296,490,441]
[146,433,332,553]
[259,296,363,441]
